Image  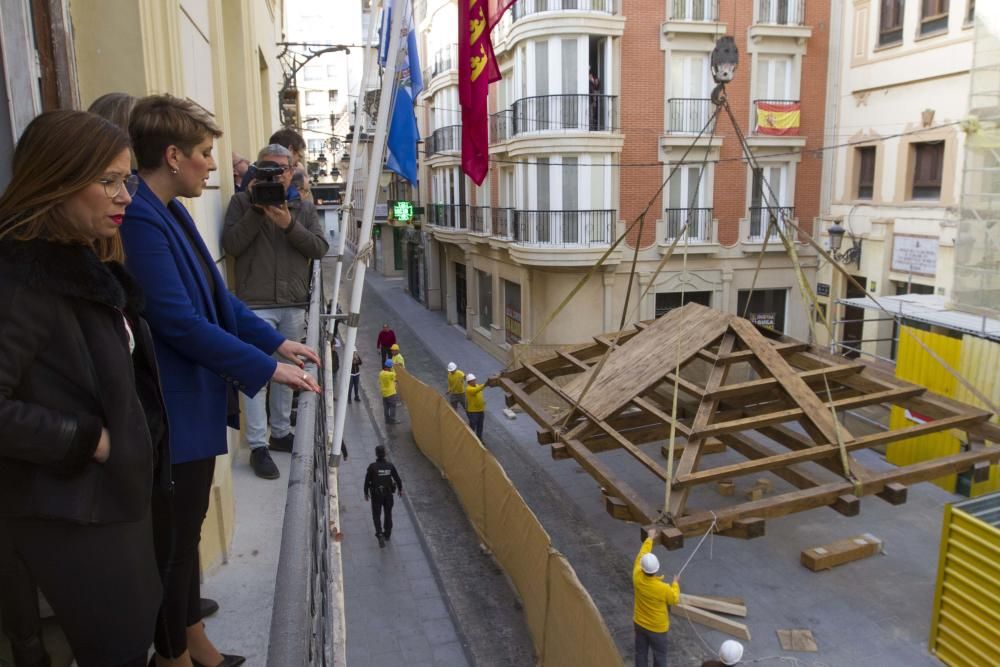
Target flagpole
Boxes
[330,0,406,460]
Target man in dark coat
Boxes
[363,445,403,548]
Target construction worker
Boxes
[700,640,744,666]
[379,359,399,424]
[446,362,466,412]
[390,343,405,369]
[633,528,680,667]
[363,445,402,548]
[465,373,486,439]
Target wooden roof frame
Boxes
[498,303,1000,550]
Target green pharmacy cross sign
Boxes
[391,200,414,223]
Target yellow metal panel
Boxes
[956,335,1000,496]
[889,327,964,491]
[929,501,1000,667]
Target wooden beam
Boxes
[876,483,908,505]
[716,517,766,540]
[760,424,876,483]
[706,363,864,401]
[672,604,752,641]
[498,377,558,429]
[679,595,747,618]
[699,341,809,365]
[562,438,659,529]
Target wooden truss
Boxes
[498,303,1000,550]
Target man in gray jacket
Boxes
[222,143,329,479]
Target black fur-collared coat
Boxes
[0,239,169,524]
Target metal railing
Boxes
[490,110,513,144]
[669,0,718,21]
[665,207,713,243]
[757,0,805,25]
[512,0,618,20]
[268,262,335,666]
[510,94,617,135]
[748,205,794,241]
[423,45,456,83]
[515,209,614,246]
[426,124,461,156]
[667,98,713,134]
[429,203,467,229]
[753,99,801,135]
[491,207,516,240]
[469,206,491,234]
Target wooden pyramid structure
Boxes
[497,302,1000,549]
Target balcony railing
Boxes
[667,98,713,134]
[515,209,614,246]
[510,94,617,136]
[426,124,461,156]
[469,206,491,234]
[423,45,456,83]
[429,203,467,229]
[757,0,805,25]
[512,0,618,21]
[753,99,801,136]
[748,205,794,241]
[490,110,513,144]
[669,0,719,21]
[664,208,713,243]
[491,207,516,240]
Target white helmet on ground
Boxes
[639,553,659,574]
[447,362,457,372]
[719,640,744,665]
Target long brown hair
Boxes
[0,110,131,262]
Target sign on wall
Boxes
[891,235,938,277]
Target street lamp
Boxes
[827,222,862,268]
[710,35,738,105]
[317,152,328,167]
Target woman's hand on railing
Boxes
[273,362,321,393]
[277,339,322,368]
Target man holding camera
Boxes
[222,143,329,479]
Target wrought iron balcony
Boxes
[669,0,719,21]
[664,208,713,243]
[490,110,513,144]
[510,94,617,136]
[423,46,456,83]
[426,124,461,156]
[748,205,794,242]
[491,207,516,240]
[469,206,491,235]
[667,98,714,134]
[512,0,618,21]
[757,0,805,26]
[514,209,614,246]
[428,203,468,230]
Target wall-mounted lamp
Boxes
[317,152,328,167]
[827,222,862,268]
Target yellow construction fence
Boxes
[396,369,624,666]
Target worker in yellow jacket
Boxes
[633,527,680,667]
[465,373,486,439]
[390,343,405,369]
[379,359,399,424]
[446,362,466,412]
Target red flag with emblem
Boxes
[459,0,506,185]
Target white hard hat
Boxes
[719,640,744,665]
[466,373,476,382]
[640,553,659,575]
[447,362,457,372]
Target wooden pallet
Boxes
[497,303,1000,549]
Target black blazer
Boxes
[0,239,169,524]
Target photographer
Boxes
[222,144,329,479]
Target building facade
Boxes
[412,0,829,361]
[818,0,977,360]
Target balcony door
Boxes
[750,164,789,240]
[667,165,709,241]
[756,55,793,101]
[669,52,711,133]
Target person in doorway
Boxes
[633,528,681,667]
[446,362,466,412]
[589,66,602,130]
[465,374,486,439]
[221,142,328,479]
[364,445,403,548]
[390,343,405,369]
[232,153,250,192]
[380,359,399,424]
[701,640,744,667]
[377,323,397,364]
[348,351,362,402]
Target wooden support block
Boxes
[505,393,517,408]
[744,478,773,501]
[679,594,747,618]
[801,533,882,572]
[551,443,570,460]
[672,604,751,641]
[755,478,773,490]
[776,629,818,652]
[660,439,726,460]
[831,494,860,517]
[973,461,991,483]
[604,494,634,521]
[876,482,908,505]
[716,480,735,496]
[717,517,765,540]
[659,527,685,551]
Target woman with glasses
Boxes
[121,95,321,667]
[0,110,167,667]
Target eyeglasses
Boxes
[98,173,140,199]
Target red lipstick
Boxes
[110,215,124,226]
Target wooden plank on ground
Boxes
[800,533,883,571]
[672,604,751,641]
[679,594,747,618]
[776,629,819,652]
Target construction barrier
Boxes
[396,369,624,667]
[887,326,999,496]
[928,492,1000,667]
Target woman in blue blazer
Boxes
[122,95,320,667]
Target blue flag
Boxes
[379,1,423,186]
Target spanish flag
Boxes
[755,101,801,136]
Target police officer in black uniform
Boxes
[364,445,403,548]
